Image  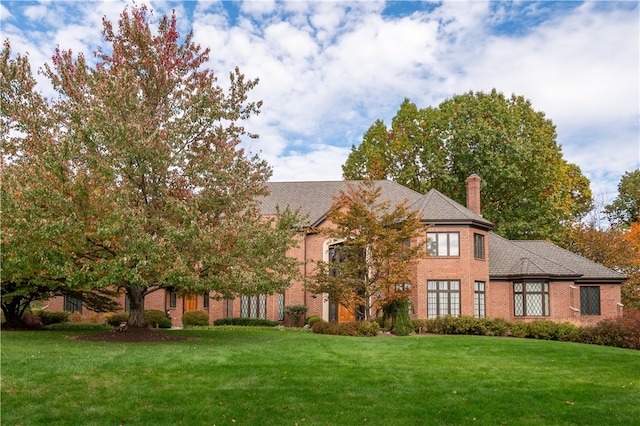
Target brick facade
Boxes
[46,179,624,327]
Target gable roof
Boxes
[489,233,626,282]
[411,189,493,228]
[260,180,492,229]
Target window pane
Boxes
[428,292,437,318]
[449,233,459,256]
[428,280,437,290]
[580,287,600,315]
[514,283,523,292]
[438,237,448,256]
[450,292,460,317]
[427,234,437,256]
[278,293,285,321]
[450,281,460,290]
[526,282,542,292]
[514,294,523,316]
[527,294,543,316]
[439,293,449,315]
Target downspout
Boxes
[303,227,308,310]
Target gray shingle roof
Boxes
[411,189,493,228]
[489,233,626,282]
[260,180,493,229]
[260,180,423,226]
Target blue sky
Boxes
[2,1,639,201]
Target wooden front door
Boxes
[338,304,356,322]
[184,294,197,312]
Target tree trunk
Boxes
[1,297,31,327]
[126,284,147,327]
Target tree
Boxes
[605,169,640,228]
[1,41,120,325]
[343,91,592,242]
[307,181,426,332]
[1,6,301,327]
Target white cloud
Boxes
[3,0,638,198]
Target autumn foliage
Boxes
[1,5,301,326]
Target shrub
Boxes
[36,310,70,325]
[412,319,429,334]
[305,315,322,326]
[182,310,209,327]
[144,310,167,328]
[358,321,381,337]
[213,317,280,327]
[284,304,308,327]
[528,320,559,340]
[311,319,336,335]
[577,313,640,350]
[482,318,510,337]
[158,318,173,329]
[105,313,129,327]
[68,312,85,323]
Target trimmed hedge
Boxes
[213,317,280,327]
[308,313,640,348]
[412,314,640,350]
[36,310,70,325]
[311,320,381,337]
[182,310,209,327]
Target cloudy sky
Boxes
[2,1,639,200]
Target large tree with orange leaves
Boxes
[1,6,300,327]
[308,181,426,334]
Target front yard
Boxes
[2,327,639,425]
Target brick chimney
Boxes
[465,173,482,216]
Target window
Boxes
[427,280,460,318]
[329,243,345,276]
[64,295,82,313]
[474,281,485,318]
[514,282,549,316]
[241,294,267,319]
[203,292,210,308]
[427,233,459,257]
[278,293,285,321]
[473,233,485,259]
[224,298,233,317]
[580,286,601,315]
[169,291,177,308]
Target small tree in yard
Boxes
[1,5,301,327]
[284,304,308,327]
[308,181,426,333]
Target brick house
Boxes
[50,176,625,326]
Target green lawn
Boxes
[2,327,639,425]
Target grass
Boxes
[1,327,639,425]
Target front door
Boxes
[184,294,197,312]
[338,304,356,322]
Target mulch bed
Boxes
[75,327,189,342]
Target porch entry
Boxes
[329,298,363,322]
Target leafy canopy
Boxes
[343,90,592,242]
[605,169,640,228]
[1,5,301,326]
